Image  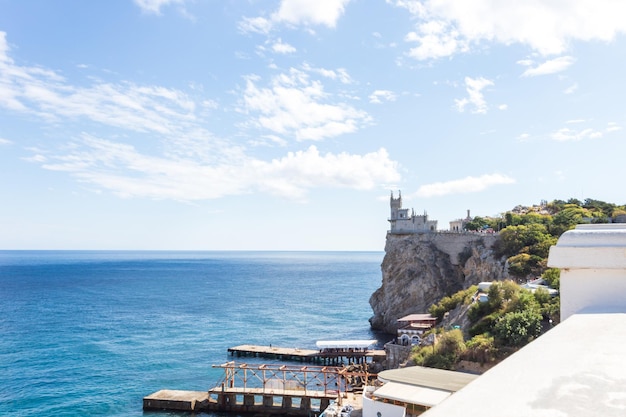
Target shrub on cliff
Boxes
[429,286,477,321]
[493,310,543,347]
[411,329,466,370]
[462,334,497,364]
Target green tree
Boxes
[542,268,560,290]
[507,253,543,278]
[465,216,489,231]
[494,310,542,347]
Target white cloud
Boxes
[1,31,398,201]
[391,0,626,59]
[272,39,297,54]
[551,127,603,142]
[239,68,370,141]
[133,0,185,15]
[238,16,273,35]
[273,0,351,28]
[301,63,353,84]
[415,174,516,197]
[564,83,579,94]
[254,146,400,198]
[405,20,469,60]
[369,90,397,104]
[41,135,399,201]
[550,121,621,141]
[606,122,622,133]
[240,0,351,33]
[521,56,575,77]
[454,76,493,114]
[0,33,196,136]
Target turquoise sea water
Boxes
[0,251,387,417]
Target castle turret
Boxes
[388,190,438,234]
[390,191,402,220]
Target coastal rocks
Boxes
[369,232,505,334]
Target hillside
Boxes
[369,197,625,370]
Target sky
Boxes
[0,0,625,251]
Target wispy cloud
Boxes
[550,121,621,141]
[415,173,516,197]
[133,0,186,15]
[391,0,626,59]
[238,67,370,141]
[521,56,575,77]
[239,0,352,34]
[454,76,493,114]
[41,135,399,201]
[369,90,397,104]
[404,20,469,60]
[0,31,398,201]
[564,83,579,94]
[271,39,297,54]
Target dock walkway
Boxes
[228,344,385,365]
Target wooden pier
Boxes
[143,390,209,412]
[144,361,372,415]
[228,343,386,365]
[144,341,383,413]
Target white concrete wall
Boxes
[362,388,406,417]
[548,224,626,321]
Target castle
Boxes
[388,191,438,234]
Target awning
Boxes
[315,340,377,349]
[372,382,451,407]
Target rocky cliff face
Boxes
[369,232,508,334]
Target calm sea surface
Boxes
[0,251,387,417]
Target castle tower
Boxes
[390,190,402,220]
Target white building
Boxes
[389,191,438,234]
[362,366,477,417]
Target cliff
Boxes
[369,232,508,334]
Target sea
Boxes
[0,250,388,417]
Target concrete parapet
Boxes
[548,224,626,320]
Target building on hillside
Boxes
[362,366,477,417]
[449,210,472,232]
[389,191,438,234]
[396,314,437,346]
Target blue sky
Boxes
[0,0,624,250]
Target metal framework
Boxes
[212,361,369,396]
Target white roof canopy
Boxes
[373,382,451,407]
[315,340,377,349]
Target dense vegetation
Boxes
[410,198,624,370]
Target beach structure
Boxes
[389,191,437,234]
[145,341,383,413]
[228,340,384,365]
[395,314,437,346]
[145,361,370,415]
[362,366,477,416]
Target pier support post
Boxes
[282,396,292,410]
[300,397,311,411]
[320,398,330,412]
[263,395,274,408]
[244,394,255,407]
